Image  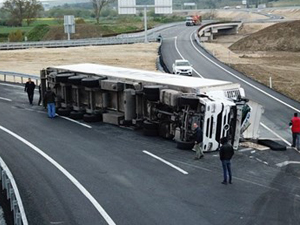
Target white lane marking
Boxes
[239,148,253,152]
[143,150,188,175]
[189,31,300,113]
[0,125,116,225]
[189,31,298,152]
[174,36,203,78]
[59,115,92,129]
[260,123,291,146]
[276,161,300,167]
[0,97,12,102]
[0,83,24,88]
[0,157,28,225]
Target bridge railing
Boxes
[0,157,28,225]
[0,71,40,85]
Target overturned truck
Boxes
[41,63,262,151]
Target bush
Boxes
[27,24,50,41]
[8,30,23,42]
[76,18,85,24]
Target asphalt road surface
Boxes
[0,24,300,225]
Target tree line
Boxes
[0,0,116,27]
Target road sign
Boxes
[118,0,136,14]
[242,0,247,5]
[155,0,172,14]
[64,15,75,40]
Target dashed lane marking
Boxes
[143,150,189,175]
[59,115,92,129]
[0,97,12,102]
[276,161,300,167]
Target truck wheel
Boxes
[68,75,87,85]
[176,140,194,150]
[83,114,100,123]
[57,108,71,116]
[55,73,75,83]
[143,120,158,130]
[159,122,174,140]
[81,76,106,87]
[144,86,161,101]
[179,96,199,109]
[69,111,84,120]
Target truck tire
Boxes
[68,75,87,85]
[81,78,103,88]
[143,120,158,130]
[57,108,71,117]
[179,96,199,109]
[159,122,174,140]
[55,73,75,83]
[83,114,100,123]
[93,110,103,121]
[144,86,161,101]
[69,111,84,120]
[176,140,194,150]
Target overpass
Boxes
[198,21,242,42]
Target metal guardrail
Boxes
[0,157,28,225]
[0,22,182,50]
[0,70,40,85]
[0,34,158,50]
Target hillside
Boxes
[230,20,300,52]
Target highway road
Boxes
[0,24,300,225]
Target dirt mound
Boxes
[230,20,300,52]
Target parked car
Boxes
[172,59,193,76]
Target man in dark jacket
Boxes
[289,113,300,149]
[43,87,56,118]
[219,137,234,184]
[24,78,36,105]
[193,123,204,160]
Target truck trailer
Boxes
[41,63,262,152]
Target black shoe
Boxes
[221,181,227,185]
[194,157,199,160]
[200,155,204,159]
[229,181,232,184]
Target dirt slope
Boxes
[230,20,300,52]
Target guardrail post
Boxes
[36,79,39,86]
[21,77,23,83]
[13,75,15,83]
[4,74,6,82]
[1,171,5,190]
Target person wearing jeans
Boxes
[219,137,234,185]
[43,87,56,118]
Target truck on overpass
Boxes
[41,63,262,151]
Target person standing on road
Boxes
[38,84,42,106]
[43,87,56,118]
[219,137,234,185]
[193,123,204,160]
[24,78,35,105]
[289,113,300,149]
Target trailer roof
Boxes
[49,63,238,90]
